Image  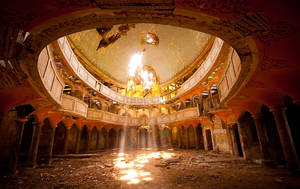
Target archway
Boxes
[260,105,285,164]
[79,125,89,153]
[108,129,117,149]
[68,124,79,153]
[118,128,125,149]
[285,99,300,159]
[196,123,204,149]
[53,122,66,154]
[171,127,178,147]
[98,128,107,149]
[89,127,98,151]
[187,125,195,149]
[205,129,213,151]
[37,118,54,163]
[181,126,188,148]
[139,128,148,148]
[160,127,170,148]
[232,124,243,157]
[238,111,261,160]
[18,115,35,164]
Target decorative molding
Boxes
[175,0,250,17]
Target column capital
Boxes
[269,106,287,113]
[292,99,300,107]
[251,112,263,120]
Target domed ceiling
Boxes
[67,23,211,85]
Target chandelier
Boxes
[127,53,157,97]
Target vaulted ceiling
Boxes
[68,23,211,85]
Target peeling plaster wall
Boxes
[212,116,230,153]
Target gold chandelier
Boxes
[127,53,157,97]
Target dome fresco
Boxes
[68,23,211,85]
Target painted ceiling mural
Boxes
[68,23,211,85]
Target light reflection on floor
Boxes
[113,150,175,184]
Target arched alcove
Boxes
[205,129,213,151]
[260,105,285,164]
[181,126,188,148]
[98,128,107,149]
[187,125,195,148]
[37,118,53,163]
[238,111,261,159]
[139,128,148,148]
[285,99,300,159]
[89,127,98,151]
[18,115,35,163]
[171,127,178,147]
[108,129,117,149]
[68,124,79,153]
[196,123,204,149]
[79,125,89,153]
[53,122,66,154]
[160,127,170,148]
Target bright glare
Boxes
[114,151,175,185]
[143,177,152,181]
[129,53,143,77]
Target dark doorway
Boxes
[37,119,53,163]
[68,124,78,153]
[206,129,213,150]
[196,123,204,149]
[285,101,300,159]
[234,126,243,157]
[89,127,98,151]
[19,116,35,163]
[98,128,107,149]
[79,125,89,153]
[53,122,66,154]
[108,129,117,149]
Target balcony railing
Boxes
[37,46,64,104]
[217,50,241,101]
[59,94,200,126]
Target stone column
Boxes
[106,130,110,149]
[86,130,90,152]
[185,127,189,149]
[167,128,172,147]
[271,107,298,170]
[177,128,180,148]
[63,128,70,154]
[96,131,100,150]
[252,114,269,161]
[47,127,56,163]
[116,130,120,148]
[193,127,199,149]
[27,121,41,168]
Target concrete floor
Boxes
[1,149,300,189]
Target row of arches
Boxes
[17,119,132,166]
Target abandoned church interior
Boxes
[0,0,300,188]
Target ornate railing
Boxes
[60,94,88,117]
[38,46,64,104]
[59,94,199,126]
[217,50,241,101]
[180,38,223,95]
